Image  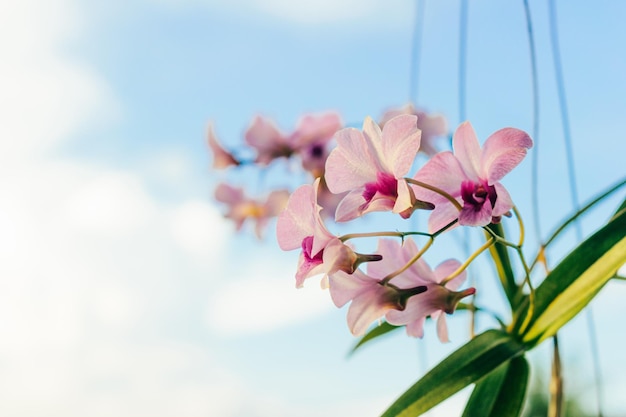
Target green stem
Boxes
[515,246,535,335]
[440,237,495,286]
[382,237,434,284]
[339,230,431,242]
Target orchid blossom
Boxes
[379,104,448,157]
[375,239,473,342]
[325,115,430,222]
[328,238,472,339]
[214,183,289,239]
[276,179,380,288]
[244,112,341,170]
[207,123,239,169]
[412,121,532,232]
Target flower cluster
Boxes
[207,112,343,235]
[277,114,532,340]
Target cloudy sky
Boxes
[1,0,625,416]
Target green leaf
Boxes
[349,322,400,356]
[519,207,626,346]
[381,330,526,417]
[485,223,518,308]
[462,355,529,417]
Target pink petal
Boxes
[276,184,316,250]
[325,127,378,194]
[360,193,395,216]
[328,270,370,308]
[292,112,342,148]
[207,124,239,169]
[380,114,421,178]
[295,253,326,288]
[244,116,288,164]
[264,189,290,217]
[433,259,466,290]
[214,183,244,205]
[481,128,533,183]
[361,117,387,170]
[427,201,461,234]
[366,239,404,279]
[492,182,514,217]
[459,203,493,227]
[452,121,482,181]
[393,179,414,215]
[412,152,465,205]
[404,316,426,338]
[347,286,395,336]
[334,189,366,222]
[435,313,449,343]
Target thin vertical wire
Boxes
[548,0,604,415]
[458,0,475,336]
[458,0,468,122]
[522,0,542,243]
[409,0,425,104]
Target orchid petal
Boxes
[436,313,449,343]
[427,201,461,234]
[453,121,482,181]
[393,179,414,215]
[276,185,316,250]
[334,189,366,222]
[380,114,421,178]
[326,128,378,194]
[412,152,465,204]
[492,182,514,217]
[481,128,533,182]
[214,183,244,205]
[459,203,493,227]
[433,259,466,290]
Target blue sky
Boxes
[1,0,625,416]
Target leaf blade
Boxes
[520,207,626,345]
[381,330,526,417]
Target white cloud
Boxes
[64,171,159,237]
[206,265,334,336]
[0,0,118,163]
[169,200,231,258]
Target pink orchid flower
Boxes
[291,113,342,177]
[376,239,473,342]
[379,104,448,157]
[244,112,342,171]
[207,123,239,169]
[412,121,533,232]
[276,179,378,288]
[325,115,426,222]
[329,269,406,337]
[329,238,472,340]
[214,183,289,239]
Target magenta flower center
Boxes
[302,235,323,266]
[363,172,398,203]
[460,180,497,212]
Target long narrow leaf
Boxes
[519,207,626,346]
[381,330,525,417]
[349,322,400,356]
[462,355,529,417]
[485,223,518,307]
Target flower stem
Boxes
[382,237,434,284]
[440,237,495,286]
[339,230,431,242]
[515,246,535,335]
